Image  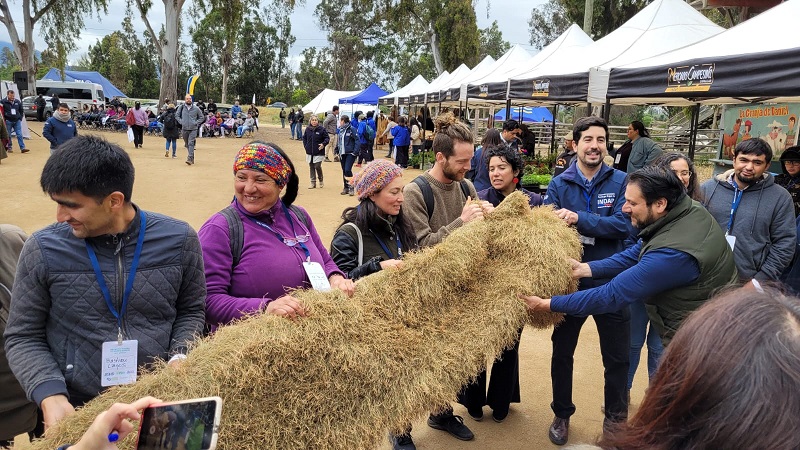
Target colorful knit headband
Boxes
[351,160,403,200]
[233,143,292,188]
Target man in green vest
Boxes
[521,165,738,345]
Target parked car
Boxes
[22,96,54,121]
[268,102,287,108]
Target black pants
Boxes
[394,145,410,168]
[458,328,522,416]
[309,161,323,184]
[551,309,630,421]
[340,153,356,189]
[357,142,372,164]
[132,124,144,146]
[36,108,44,122]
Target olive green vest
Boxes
[639,195,738,345]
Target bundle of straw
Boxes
[32,191,580,450]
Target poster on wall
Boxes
[722,104,800,160]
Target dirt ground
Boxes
[6,121,651,449]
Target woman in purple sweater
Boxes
[198,142,354,329]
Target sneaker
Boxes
[492,409,508,423]
[186,158,194,166]
[165,151,169,157]
[427,412,474,441]
[20,148,29,153]
[308,184,316,189]
[348,187,355,196]
[340,189,349,195]
[324,157,332,162]
[389,433,416,450]
[548,416,569,445]
[334,156,340,162]
[467,406,483,421]
[319,182,324,188]
[172,154,177,158]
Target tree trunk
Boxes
[159,0,181,107]
[429,28,443,75]
[0,0,38,94]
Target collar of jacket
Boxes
[638,195,692,241]
[85,203,142,249]
[714,168,772,191]
[560,160,614,187]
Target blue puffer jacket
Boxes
[544,163,631,289]
[338,123,357,155]
[391,125,411,146]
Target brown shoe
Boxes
[548,416,569,445]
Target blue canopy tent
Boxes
[40,68,127,100]
[494,106,553,123]
[339,83,390,104]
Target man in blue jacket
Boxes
[1,90,26,153]
[42,103,77,154]
[543,116,631,445]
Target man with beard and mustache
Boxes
[539,116,632,445]
[396,112,493,450]
[700,138,796,287]
[519,164,739,353]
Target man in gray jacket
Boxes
[701,138,796,288]
[4,135,206,430]
[322,105,339,162]
[176,94,205,165]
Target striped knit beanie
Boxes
[233,142,292,188]
[351,160,403,200]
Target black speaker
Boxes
[13,71,28,91]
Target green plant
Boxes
[521,174,552,186]
[408,151,433,169]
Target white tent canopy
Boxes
[506,24,593,83]
[442,55,495,91]
[464,44,533,105]
[302,88,374,115]
[379,75,430,105]
[426,63,471,98]
[586,0,724,103]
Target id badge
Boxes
[9,108,16,115]
[101,340,138,386]
[579,234,596,246]
[725,234,736,251]
[303,261,331,291]
[614,153,622,164]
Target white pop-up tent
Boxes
[425,64,472,104]
[379,75,430,107]
[437,55,495,105]
[463,44,533,105]
[302,88,374,116]
[607,0,800,105]
[408,70,450,104]
[508,0,723,104]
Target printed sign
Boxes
[597,192,616,209]
[666,63,715,93]
[532,79,550,97]
[721,104,800,159]
[478,84,489,98]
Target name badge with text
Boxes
[303,261,331,291]
[101,339,138,387]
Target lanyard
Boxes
[370,230,403,259]
[85,210,146,338]
[583,185,596,213]
[247,204,311,261]
[727,187,744,234]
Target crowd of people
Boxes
[1,106,800,450]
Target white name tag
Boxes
[614,153,622,164]
[579,234,596,246]
[303,261,331,291]
[101,340,138,386]
[725,234,736,251]
[10,108,16,115]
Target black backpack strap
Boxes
[459,180,471,200]
[219,206,244,269]
[288,204,310,229]
[412,176,435,220]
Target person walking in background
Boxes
[323,106,339,162]
[356,113,374,167]
[391,116,411,169]
[626,121,663,172]
[295,109,305,140]
[248,103,260,131]
[161,103,180,158]
[279,107,286,129]
[49,93,60,113]
[130,101,149,149]
[381,114,397,158]
[410,116,422,157]
[1,90,26,153]
[34,94,47,122]
[337,115,358,196]
[176,94,205,165]
[288,108,296,139]
[42,103,77,155]
[303,115,330,189]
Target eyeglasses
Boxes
[283,234,310,247]
[785,161,800,166]
[673,170,692,177]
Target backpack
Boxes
[164,112,177,130]
[411,176,471,220]
[219,203,310,268]
[125,109,135,126]
[364,123,376,141]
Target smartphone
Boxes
[136,397,222,450]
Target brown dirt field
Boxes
[7,121,650,449]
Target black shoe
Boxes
[467,406,483,421]
[340,189,349,195]
[427,412,474,441]
[492,409,508,423]
[20,148,29,153]
[389,433,416,450]
[548,416,569,446]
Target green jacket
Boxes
[639,195,738,344]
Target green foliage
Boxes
[0,48,20,81]
[479,21,510,60]
[408,150,434,169]
[296,48,331,99]
[528,0,571,49]
[521,173,552,186]
[291,89,310,107]
[529,0,650,46]
[434,0,480,71]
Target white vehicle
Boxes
[35,80,105,111]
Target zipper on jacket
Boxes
[114,235,128,340]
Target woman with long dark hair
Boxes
[468,128,503,191]
[651,152,703,201]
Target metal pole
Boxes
[689,103,700,161]
[603,99,611,122]
[551,104,559,155]
[505,98,511,124]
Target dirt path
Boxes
[5,122,649,449]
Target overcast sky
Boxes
[0,0,546,68]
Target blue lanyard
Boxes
[583,185,596,213]
[370,230,403,259]
[247,204,311,261]
[727,187,744,233]
[85,210,146,334]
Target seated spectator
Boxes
[237,113,255,138]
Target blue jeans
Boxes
[281,118,285,128]
[165,138,177,155]
[294,123,303,139]
[5,120,24,150]
[290,122,295,136]
[340,153,356,189]
[628,301,663,390]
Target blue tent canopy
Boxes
[40,69,127,100]
[339,83,390,105]
[494,106,553,123]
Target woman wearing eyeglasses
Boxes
[651,152,703,202]
[198,142,355,330]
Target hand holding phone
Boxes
[70,397,162,450]
[136,397,223,450]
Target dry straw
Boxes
[32,192,581,450]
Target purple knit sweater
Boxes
[198,199,343,327]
